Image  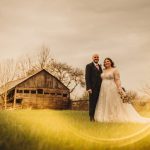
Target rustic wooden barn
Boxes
[0,69,70,109]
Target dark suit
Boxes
[85,62,102,118]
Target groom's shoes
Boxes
[90,116,95,122]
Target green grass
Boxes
[0,109,150,150]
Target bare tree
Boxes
[17,54,36,77]
[48,60,85,93]
[126,90,138,100]
[80,90,89,100]
[0,59,18,109]
[37,45,52,69]
[142,84,150,97]
[12,46,85,96]
[48,60,72,81]
[68,68,85,93]
[18,46,52,77]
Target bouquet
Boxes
[118,87,131,103]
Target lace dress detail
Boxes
[94,68,150,123]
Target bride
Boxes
[94,58,150,123]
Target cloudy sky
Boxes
[0,0,150,94]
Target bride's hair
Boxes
[104,58,115,68]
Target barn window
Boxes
[17,90,23,93]
[44,91,49,94]
[31,90,36,94]
[24,90,30,94]
[16,99,22,104]
[63,94,68,97]
[57,93,62,96]
[50,93,55,96]
[37,89,43,94]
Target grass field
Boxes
[0,109,150,150]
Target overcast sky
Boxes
[0,0,150,95]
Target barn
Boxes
[0,69,70,109]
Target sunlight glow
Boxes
[68,123,150,147]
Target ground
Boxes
[0,108,150,150]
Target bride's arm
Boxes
[114,69,125,94]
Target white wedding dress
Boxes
[94,68,150,123]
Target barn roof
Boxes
[0,69,69,95]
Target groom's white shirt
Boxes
[93,62,99,70]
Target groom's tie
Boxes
[95,64,99,70]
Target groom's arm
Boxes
[85,64,92,91]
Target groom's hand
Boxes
[87,89,92,94]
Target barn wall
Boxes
[15,87,70,109]
[17,70,68,90]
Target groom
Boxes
[85,54,102,121]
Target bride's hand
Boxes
[118,87,122,93]
[118,87,126,96]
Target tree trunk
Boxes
[13,89,17,109]
[4,91,7,109]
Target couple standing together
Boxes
[85,54,150,123]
